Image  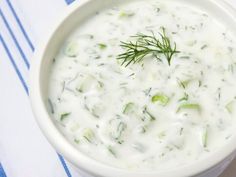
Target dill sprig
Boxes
[117,27,179,67]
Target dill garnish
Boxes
[117,27,179,67]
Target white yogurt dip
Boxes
[48,0,236,171]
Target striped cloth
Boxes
[0,0,89,176]
[0,0,236,177]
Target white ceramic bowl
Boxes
[30,0,236,176]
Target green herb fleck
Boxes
[151,93,169,106]
[178,93,189,102]
[111,121,127,144]
[98,43,107,50]
[60,112,71,121]
[107,146,117,157]
[177,78,191,89]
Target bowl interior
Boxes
[31,0,236,176]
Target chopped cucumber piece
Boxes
[76,75,102,93]
[225,101,234,113]
[115,122,126,139]
[123,102,135,115]
[83,128,95,143]
[74,139,80,144]
[110,121,127,144]
[151,93,169,106]
[119,11,135,18]
[91,105,103,118]
[177,103,201,113]
[143,106,156,121]
[70,123,80,132]
[64,41,79,57]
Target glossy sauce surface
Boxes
[48,0,236,170]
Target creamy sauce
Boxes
[48,0,236,170]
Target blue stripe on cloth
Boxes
[0,163,7,177]
[1,33,73,177]
[65,0,75,5]
[0,34,29,94]
[5,0,35,51]
[58,155,72,177]
[0,9,30,69]
[1,2,73,176]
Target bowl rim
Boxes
[30,0,236,176]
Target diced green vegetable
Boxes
[74,139,80,144]
[123,102,135,115]
[143,106,156,121]
[91,105,102,118]
[76,75,98,93]
[151,93,169,106]
[64,41,79,57]
[226,101,234,113]
[83,128,95,143]
[177,103,201,113]
[115,122,126,140]
[119,11,135,18]
[98,43,107,50]
[60,112,71,121]
[110,121,127,144]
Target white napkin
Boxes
[0,0,236,177]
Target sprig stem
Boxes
[117,27,179,66]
